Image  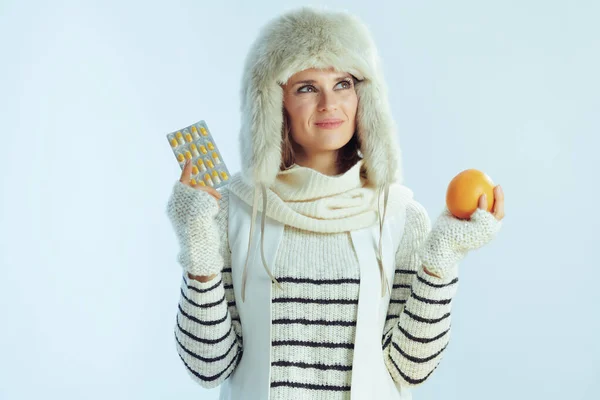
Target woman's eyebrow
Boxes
[292,75,351,86]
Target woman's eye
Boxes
[336,80,352,89]
[298,85,316,93]
[298,80,352,93]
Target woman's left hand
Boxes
[418,184,505,279]
[479,185,505,221]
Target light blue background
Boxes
[1,0,598,399]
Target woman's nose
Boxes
[317,90,337,111]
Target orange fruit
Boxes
[446,169,495,219]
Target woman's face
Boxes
[282,67,358,159]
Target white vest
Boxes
[219,191,413,400]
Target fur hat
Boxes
[239,6,403,189]
[234,6,405,301]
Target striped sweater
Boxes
[172,183,460,399]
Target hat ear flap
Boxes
[240,80,285,187]
[354,78,403,187]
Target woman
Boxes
[166,6,504,400]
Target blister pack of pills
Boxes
[166,120,231,188]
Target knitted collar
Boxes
[227,159,412,233]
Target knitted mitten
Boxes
[166,180,224,276]
[418,207,502,279]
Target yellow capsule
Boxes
[204,173,214,187]
[176,153,185,162]
[190,178,197,185]
[200,145,207,154]
[192,166,199,175]
[170,138,178,147]
[220,171,229,180]
[200,127,208,136]
[207,142,214,150]
[212,170,221,184]
[185,133,192,142]
[206,159,214,169]
[190,143,199,157]
[176,131,184,145]
[212,152,221,164]
[197,159,204,166]
[199,181,206,186]
[191,126,200,140]
[185,151,192,160]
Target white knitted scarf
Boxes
[227,159,413,233]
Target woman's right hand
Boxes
[166,159,225,281]
[180,159,222,205]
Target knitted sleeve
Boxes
[382,198,459,387]
[173,187,244,388]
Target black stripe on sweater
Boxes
[387,354,437,385]
[176,319,234,345]
[403,309,451,324]
[382,333,392,350]
[395,269,417,275]
[271,360,352,371]
[275,276,360,285]
[272,297,358,305]
[175,331,238,363]
[180,288,225,309]
[183,276,223,294]
[381,311,450,347]
[393,283,412,289]
[177,347,241,382]
[270,381,350,391]
[392,340,448,364]
[178,304,228,326]
[272,339,354,349]
[410,291,452,305]
[417,274,459,288]
[272,318,356,327]
[223,353,241,381]
[397,325,450,344]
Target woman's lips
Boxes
[315,121,343,129]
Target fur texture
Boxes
[239,6,403,189]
